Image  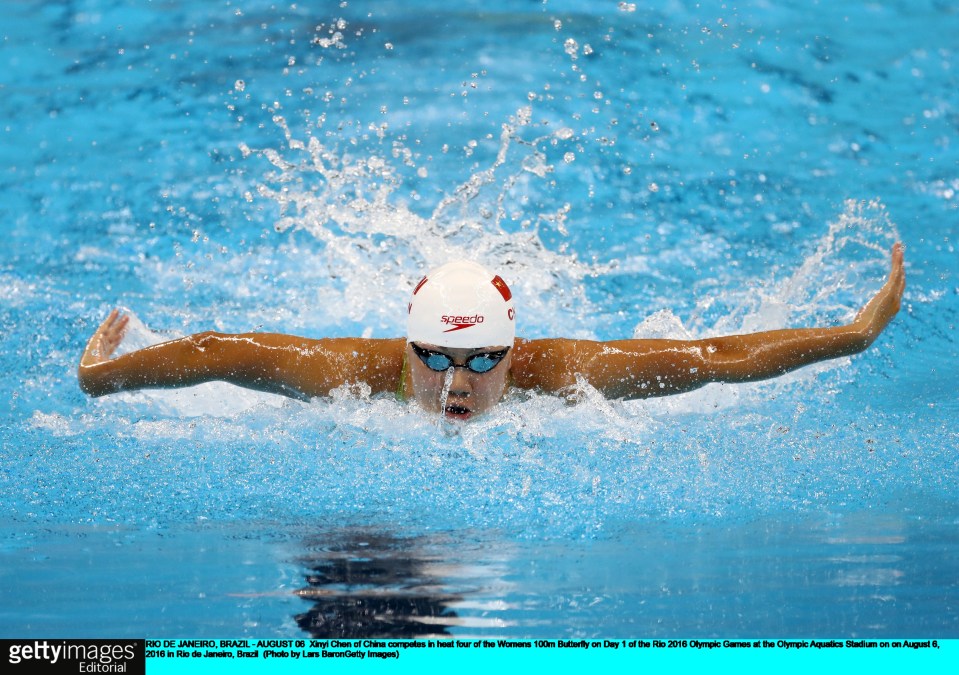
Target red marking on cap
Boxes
[491,275,512,302]
[442,323,477,333]
[412,276,429,295]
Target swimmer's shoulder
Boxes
[510,337,580,392]
[347,337,406,392]
[355,336,406,359]
[289,335,405,359]
[294,336,406,396]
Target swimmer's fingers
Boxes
[81,309,130,366]
[100,310,130,356]
[854,242,905,339]
[889,241,906,300]
[878,242,905,315]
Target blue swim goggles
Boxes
[410,343,510,374]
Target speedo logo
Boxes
[441,314,484,332]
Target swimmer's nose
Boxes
[448,367,472,396]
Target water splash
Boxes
[732,199,901,335]
[238,106,604,339]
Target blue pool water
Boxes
[1,0,957,638]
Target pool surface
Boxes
[1,0,957,638]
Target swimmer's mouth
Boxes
[444,404,472,420]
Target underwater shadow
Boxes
[293,529,463,638]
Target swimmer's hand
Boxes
[851,242,905,345]
[80,309,130,367]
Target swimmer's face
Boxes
[407,342,513,421]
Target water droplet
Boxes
[439,368,455,421]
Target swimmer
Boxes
[79,244,905,421]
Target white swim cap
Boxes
[407,260,515,348]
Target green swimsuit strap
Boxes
[396,352,409,402]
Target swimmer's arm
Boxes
[514,243,905,399]
[78,311,405,399]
